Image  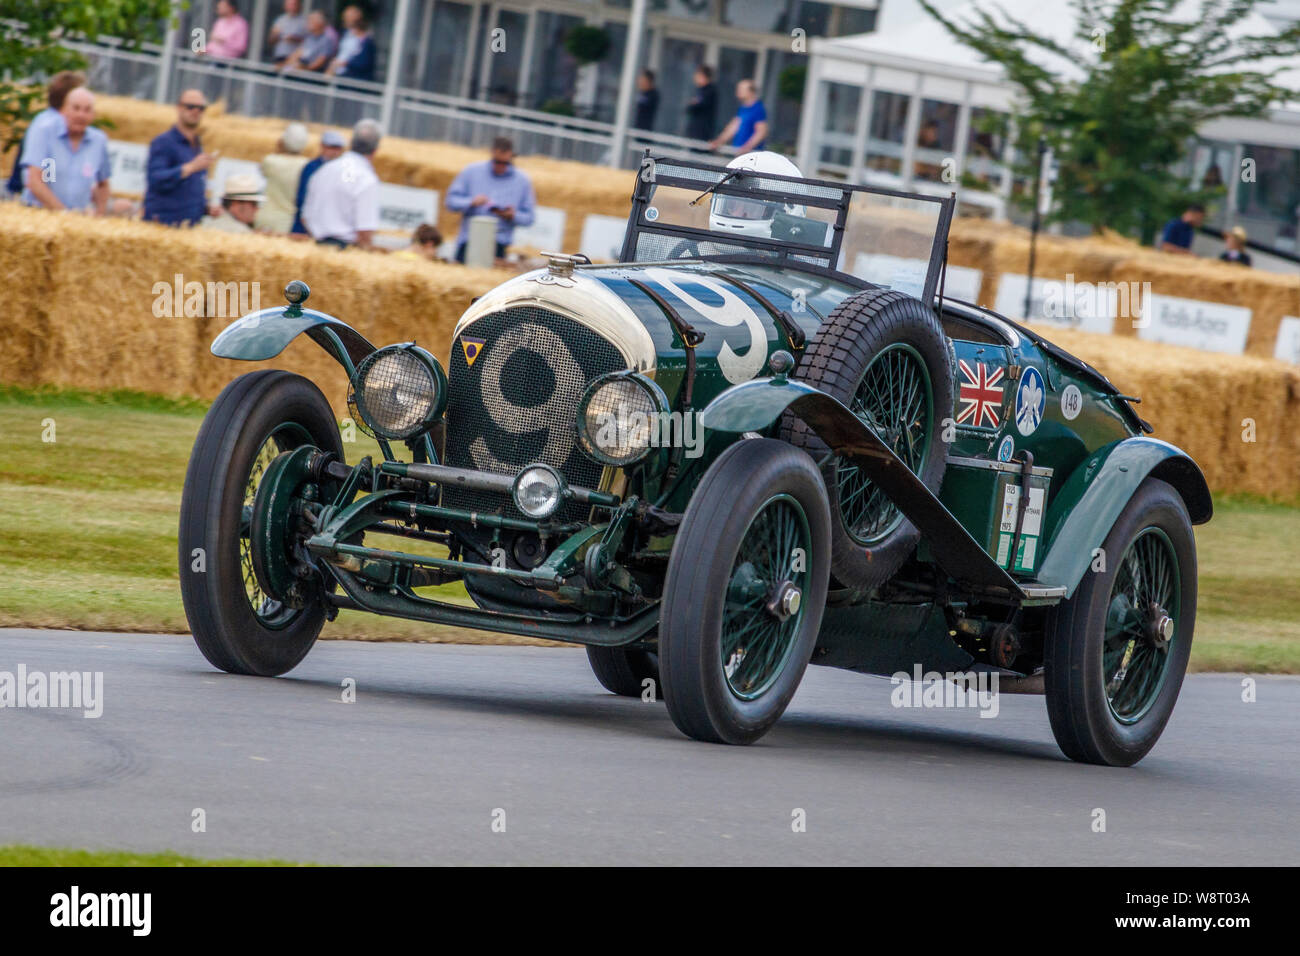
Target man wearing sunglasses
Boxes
[143,91,218,226]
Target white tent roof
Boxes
[816,0,1297,95]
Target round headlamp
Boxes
[513,464,566,519]
[349,345,446,441]
[577,372,668,467]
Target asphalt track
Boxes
[0,629,1295,865]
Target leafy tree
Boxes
[0,0,177,152]
[919,0,1300,241]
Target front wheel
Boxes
[178,370,344,677]
[659,439,831,745]
[1044,478,1197,766]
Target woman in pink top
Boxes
[205,0,250,59]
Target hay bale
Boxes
[2,202,1296,498]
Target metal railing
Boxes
[67,40,723,170]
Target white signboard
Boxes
[1273,316,1300,365]
[579,214,628,262]
[208,158,261,201]
[377,183,438,233]
[1138,292,1251,354]
[511,205,567,252]
[851,253,982,303]
[106,140,148,196]
[994,273,1117,335]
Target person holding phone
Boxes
[143,90,216,227]
[445,137,536,263]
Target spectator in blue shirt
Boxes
[291,129,346,235]
[6,71,85,198]
[446,137,536,263]
[21,88,111,213]
[280,10,337,73]
[1158,203,1205,255]
[143,90,215,226]
[328,5,376,82]
[709,79,768,155]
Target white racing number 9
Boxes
[642,268,768,384]
[469,323,585,473]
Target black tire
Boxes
[179,370,344,677]
[659,439,831,745]
[1044,479,1197,767]
[586,645,662,699]
[785,288,952,591]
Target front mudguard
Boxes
[1036,437,1212,599]
[700,377,1023,596]
[211,306,377,374]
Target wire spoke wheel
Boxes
[1102,526,1180,723]
[720,494,811,701]
[237,424,313,629]
[836,342,933,546]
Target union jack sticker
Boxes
[956,360,1005,429]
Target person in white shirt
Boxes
[300,117,381,248]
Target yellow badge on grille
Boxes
[461,337,486,368]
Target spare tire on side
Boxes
[783,288,953,591]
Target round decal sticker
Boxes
[1014,366,1046,437]
[644,206,659,222]
[1060,383,1083,421]
[997,435,1015,462]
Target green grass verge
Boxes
[1,384,1297,669]
[0,844,305,866]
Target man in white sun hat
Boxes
[201,173,265,234]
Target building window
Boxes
[1237,143,1300,249]
[817,80,861,169]
[834,5,878,36]
[865,89,909,177]
[914,98,957,183]
[763,49,809,154]
[655,0,717,21]
[965,106,1008,189]
[412,1,474,95]
[528,13,584,113]
[722,0,831,34]
[485,8,529,105]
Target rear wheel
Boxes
[586,645,662,699]
[786,289,951,590]
[659,439,831,745]
[179,370,343,677]
[1044,479,1197,766]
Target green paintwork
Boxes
[699,376,821,432]
[211,306,374,372]
[1036,437,1210,597]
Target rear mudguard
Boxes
[211,306,377,373]
[700,377,1024,597]
[1036,437,1212,598]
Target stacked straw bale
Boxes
[1,202,1296,498]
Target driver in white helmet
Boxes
[708,151,807,239]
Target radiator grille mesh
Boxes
[443,307,626,522]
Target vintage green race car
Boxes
[180,152,1211,766]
